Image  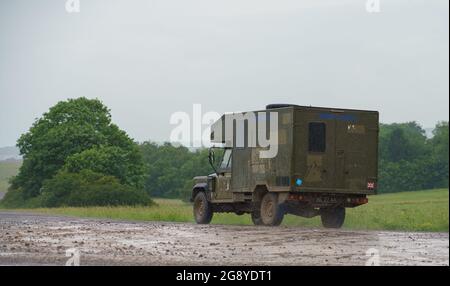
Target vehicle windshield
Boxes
[219,149,232,170]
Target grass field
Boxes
[8,189,449,232]
[0,160,21,195]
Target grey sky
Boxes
[0,0,448,147]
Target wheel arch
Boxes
[190,183,208,202]
[252,185,269,203]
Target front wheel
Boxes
[320,207,345,228]
[193,192,213,224]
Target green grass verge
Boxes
[4,189,448,232]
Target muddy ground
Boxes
[0,211,448,266]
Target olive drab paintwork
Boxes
[192,104,379,227]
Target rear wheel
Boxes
[251,210,263,225]
[320,207,345,228]
[193,192,213,224]
[260,193,284,226]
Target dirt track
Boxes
[0,211,448,266]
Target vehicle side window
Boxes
[220,149,232,170]
[308,122,326,152]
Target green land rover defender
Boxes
[191,104,379,228]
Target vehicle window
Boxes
[308,122,326,152]
[220,149,232,170]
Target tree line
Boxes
[378,121,448,193]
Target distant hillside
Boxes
[0,160,21,198]
[0,146,21,161]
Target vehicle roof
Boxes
[267,104,379,114]
[221,105,379,116]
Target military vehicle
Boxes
[191,104,379,227]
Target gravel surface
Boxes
[0,211,448,266]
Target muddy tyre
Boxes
[251,210,264,225]
[260,193,284,226]
[193,192,213,224]
[320,207,345,228]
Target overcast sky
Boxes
[0,0,448,147]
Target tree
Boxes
[378,121,448,193]
[431,122,449,161]
[386,128,410,162]
[139,142,212,199]
[429,121,449,187]
[380,122,430,163]
[64,145,145,189]
[11,97,144,199]
[40,170,151,207]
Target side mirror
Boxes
[208,148,218,174]
[208,148,215,164]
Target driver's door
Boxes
[214,149,233,201]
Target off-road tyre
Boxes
[260,193,284,226]
[320,207,345,228]
[251,210,264,225]
[193,192,213,224]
